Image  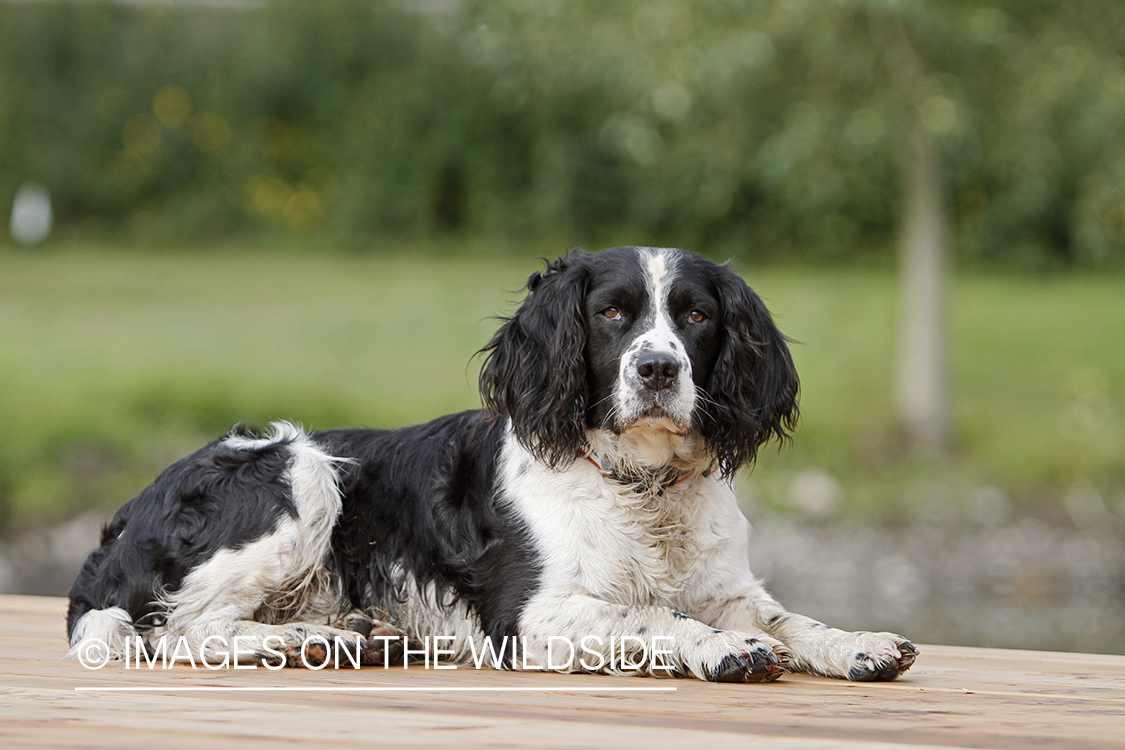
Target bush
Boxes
[1,0,1123,267]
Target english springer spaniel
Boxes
[67,246,916,682]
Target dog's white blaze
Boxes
[612,248,697,434]
[639,248,683,357]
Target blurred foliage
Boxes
[2,0,1125,266]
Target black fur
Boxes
[479,252,592,469]
[67,431,298,638]
[317,412,539,658]
[699,260,800,477]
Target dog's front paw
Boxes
[711,640,791,683]
[702,635,791,683]
[844,634,917,681]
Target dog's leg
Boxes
[144,422,370,668]
[519,594,790,682]
[705,582,917,681]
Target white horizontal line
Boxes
[75,685,676,693]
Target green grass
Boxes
[755,269,1125,519]
[1,246,1123,527]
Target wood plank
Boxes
[1,595,1122,749]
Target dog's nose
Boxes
[637,355,679,391]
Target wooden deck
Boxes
[1,595,1122,749]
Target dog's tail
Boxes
[65,526,139,662]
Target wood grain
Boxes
[1,595,1122,749]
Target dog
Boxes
[67,246,916,682]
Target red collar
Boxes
[579,447,714,493]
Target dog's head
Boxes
[479,247,799,477]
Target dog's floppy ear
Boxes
[479,252,591,468]
[702,266,800,477]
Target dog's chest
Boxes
[586,483,707,599]
[503,443,740,608]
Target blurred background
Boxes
[1,0,1123,654]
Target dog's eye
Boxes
[689,310,707,323]
[602,307,622,320]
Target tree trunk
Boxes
[895,123,950,452]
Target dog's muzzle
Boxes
[616,346,694,431]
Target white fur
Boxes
[66,606,135,662]
[503,424,911,680]
[503,427,784,678]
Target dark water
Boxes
[747,513,1125,655]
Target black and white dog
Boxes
[67,246,916,682]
